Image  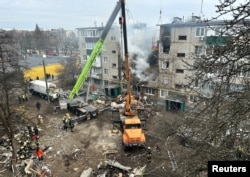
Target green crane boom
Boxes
[68,1,121,99]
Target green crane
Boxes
[68,1,121,99]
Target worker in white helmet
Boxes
[147,147,152,163]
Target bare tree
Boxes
[57,57,81,89]
[0,30,25,174]
[175,0,250,176]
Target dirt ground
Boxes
[2,92,183,177]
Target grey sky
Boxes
[0,0,220,30]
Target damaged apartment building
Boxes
[158,16,249,110]
[76,17,249,110]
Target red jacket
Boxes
[36,148,43,158]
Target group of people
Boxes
[36,73,54,80]
[17,126,43,160]
[18,94,28,104]
[45,73,54,80]
[146,145,161,163]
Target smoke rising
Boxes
[127,25,156,81]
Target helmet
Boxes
[148,147,151,150]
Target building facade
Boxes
[77,26,122,92]
[158,17,249,104]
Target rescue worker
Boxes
[147,147,152,163]
[32,126,39,142]
[36,101,41,111]
[53,106,57,114]
[63,113,72,132]
[37,114,43,125]
[36,147,44,160]
[69,119,74,132]
[27,126,33,138]
[22,94,26,102]
[156,144,161,154]
[236,145,244,158]
[62,116,67,131]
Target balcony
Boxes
[91,73,102,79]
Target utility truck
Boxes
[29,80,60,101]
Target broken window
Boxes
[112,75,118,79]
[145,87,155,95]
[162,61,169,69]
[175,84,183,89]
[177,53,185,57]
[161,26,171,54]
[178,35,187,40]
[176,69,184,73]
[112,63,117,68]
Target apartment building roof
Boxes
[160,18,250,28]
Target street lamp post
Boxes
[42,58,50,102]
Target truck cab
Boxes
[121,116,146,150]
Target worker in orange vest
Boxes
[36,147,44,160]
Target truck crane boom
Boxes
[121,0,135,116]
[68,2,121,99]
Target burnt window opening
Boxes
[161,26,171,54]
[112,50,116,54]
[175,84,183,89]
[176,69,184,73]
[177,53,185,57]
[162,61,169,69]
[178,35,187,40]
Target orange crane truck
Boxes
[119,0,146,150]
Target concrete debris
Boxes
[2,152,12,157]
[23,159,51,176]
[24,159,33,174]
[97,171,108,177]
[102,150,118,156]
[96,99,105,105]
[130,165,147,177]
[111,102,125,109]
[80,167,92,177]
[105,159,132,172]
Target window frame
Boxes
[195,27,205,37]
